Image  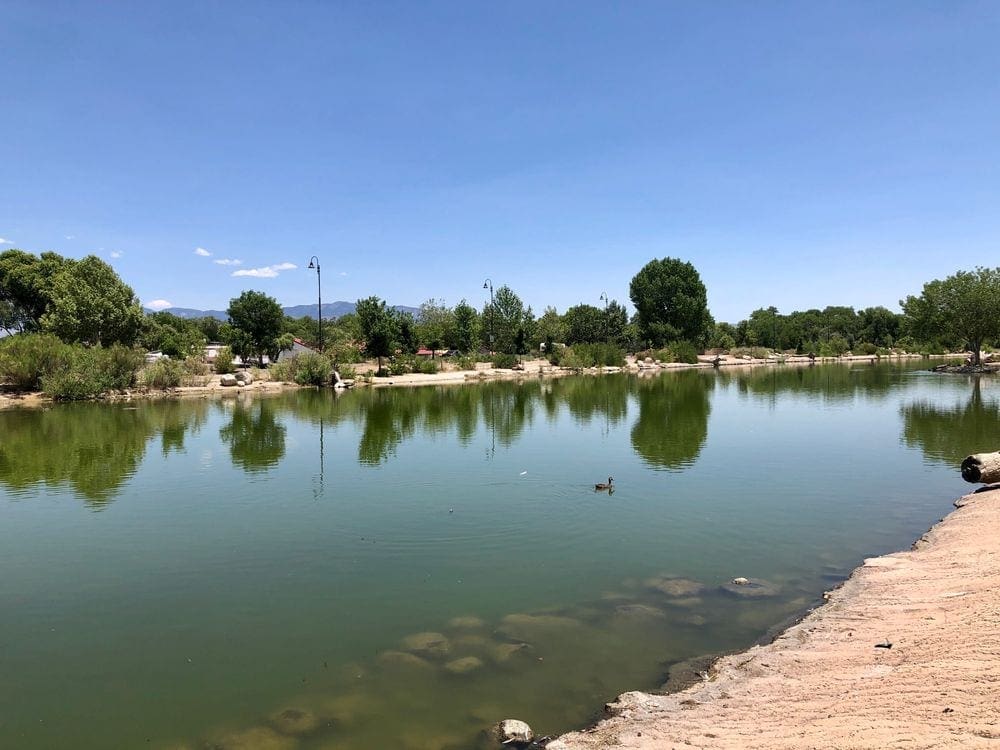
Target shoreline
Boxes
[548,486,1000,749]
[0,352,951,410]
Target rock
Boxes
[731,576,751,585]
[220,374,238,387]
[490,642,530,663]
[400,631,451,658]
[492,718,533,746]
[268,707,321,736]
[719,578,781,598]
[448,615,486,629]
[452,633,490,652]
[331,370,342,385]
[206,725,297,750]
[612,603,667,621]
[376,650,433,670]
[235,370,254,384]
[497,612,582,641]
[321,692,377,726]
[644,575,706,597]
[644,357,653,364]
[444,655,484,674]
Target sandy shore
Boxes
[548,487,1000,750]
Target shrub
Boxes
[214,346,235,374]
[102,345,145,390]
[455,355,476,371]
[183,355,209,375]
[42,346,141,400]
[571,343,626,367]
[857,342,878,355]
[267,358,295,382]
[0,334,74,391]
[388,358,410,376]
[491,353,518,369]
[411,357,439,374]
[293,352,333,386]
[140,358,184,389]
[665,341,699,364]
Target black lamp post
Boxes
[599,291,609,342]
[307,255,322,351]
[483,278,494,354]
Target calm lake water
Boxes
[0,362,994,749]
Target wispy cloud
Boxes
[145,299,173,311]
[339,271,348,276]
[109,250,123,258]
[232,262,297,278]
[194,247,212,257]
[0,238,12,245]
[213,258,243,266]
[65,235,75,240]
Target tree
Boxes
[140,312,206,357]
[0,249,66,333]
[41,255,144,345]
[450,299,480,352]
[355,296,398,373]
[416,299,454,356]
[902,267,1000,365]
[603,300,630,348]
[858,306,901,348]
[534,306,566,351]
[563,304,604,345]
[226,290,285,364]
[629,257,713,348]
[483,285,525,355]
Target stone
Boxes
[220,374,238,387]
[490,642,530,663]
[400,631,451,658]
[235,370,253,384]
[719,578,781,598]
[206,725,296,750]
[497,612,581,641]
[644,575,706,597]
[376,649,433,670]
[321,692,376,726]
[731,576,751,585]
[268,706,320,735]
[444,655,483,674]
[612,603,667,621]
[331,370,342,385]
[492,719,533,746]
[448,615,486,630]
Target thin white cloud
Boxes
[0,238,12,244]
[232,262,298,278]
[65,235,75,240]
[339,271,348,276]
[109,250,123,258]
[194,247,212,257]
[145,299,173,311]
[213,258,243,266]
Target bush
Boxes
[43,346,143,400]
[857,342,878,355]
[102,345,144,390]
[293,352,333,386]
[665,341,699,364]
[214,346,235,374]
[491,353,518,369]
[571,343,626,367]
[0,334,74,391]
[411,357,439,374]
[183,355,209,375]
[267,358,295,382]
[140,358,184,389]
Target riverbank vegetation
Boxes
[2,245,998,398]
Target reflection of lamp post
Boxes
[600,291,609,342]
[307,256,323,351]
[483,278,494,353]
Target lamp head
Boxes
[308,260,315,269]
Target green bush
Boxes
[214,346,235,374]
[666,341,699,364]
[140,358,184,389]
[267,358,295,382]
[570,343,626,367]
[293,352,333,386]
[388,358,410,376]
[455,355,476,371]
[102,345,144,390]
[411,357,439,374]
[491,353,518,369]
[183,355,209,375]
[42,346,143,400]
[857,342,878,355]
[0,334,74,391]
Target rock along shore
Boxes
[548,487,1000,750]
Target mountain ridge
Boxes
[144,301,419,321]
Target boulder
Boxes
[719,578,781,598]
[400,631,451,659]
[448,615,486,629]
[268,706,321,735]
[644,575,706,597]
[376,650,433,670]
[235,370,253,384]
[492,719,533,746]
[444,656,484,674]
[220,374,238,387]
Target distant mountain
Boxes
[144,301,419,321]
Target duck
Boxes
[595,476,614,491]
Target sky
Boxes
[2,1,999,322]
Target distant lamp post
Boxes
[599,292,609,342]
[307,255,323,351]
[483,278,494,353]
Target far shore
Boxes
[548,486,1000,749]
[0,352,962,410]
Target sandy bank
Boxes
[549,487,1000,750]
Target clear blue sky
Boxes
[3,1,998,322]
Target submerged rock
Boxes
[612,603,668,621]
[444,655,484,674]
[447,615,486,629]
[321,692,377,726]
[268,707,321,736]
[400,631,451,658]
[205,725,297,750]
[377,649,434,670]
[490,641,531,663]
[644,575,706,597]
[497,612,582,641]
[719,578,781,598]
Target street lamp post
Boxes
[482,278,494,354]
[307,256,322,352]
[599,291,609,342]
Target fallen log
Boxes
[961,452,1000,483]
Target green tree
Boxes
[450,299,480,352]
[355,296,398,373]
[534,306,566,351]
[41,255,144,345]
[483,285,525,354]
[416,299,454,356]
[603,300,630,348]
[858,306,902,348]
[563,304,604,345]
[629,257,713,348]
[140,312,206,357]
[902,267,1000,365]
[226,290,285,364]
[0,249,69,333]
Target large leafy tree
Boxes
[226,290,285,364]
[355,296,399,373]
[902,267,1000,365]
[41,255,144,345]
[140,312,206,357]
[563,304,604,345]
[534,306,566,351]
[629,257,713,348]
[450,299,480,352]
[483,285,525,354]
[416,299,454,356]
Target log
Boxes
[961,452,1000,483]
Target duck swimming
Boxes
[595,476,614,491]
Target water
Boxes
[0,362,994,749]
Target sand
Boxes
[548,487,1000,750]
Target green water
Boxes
[0,362,993,749]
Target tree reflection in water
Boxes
[219,399,287,473]
[630,370,713,470]
[901,378,1000,466]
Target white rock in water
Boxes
[494,718,533,745]
[731,576,750,585]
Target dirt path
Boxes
[549,487,1000,750]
